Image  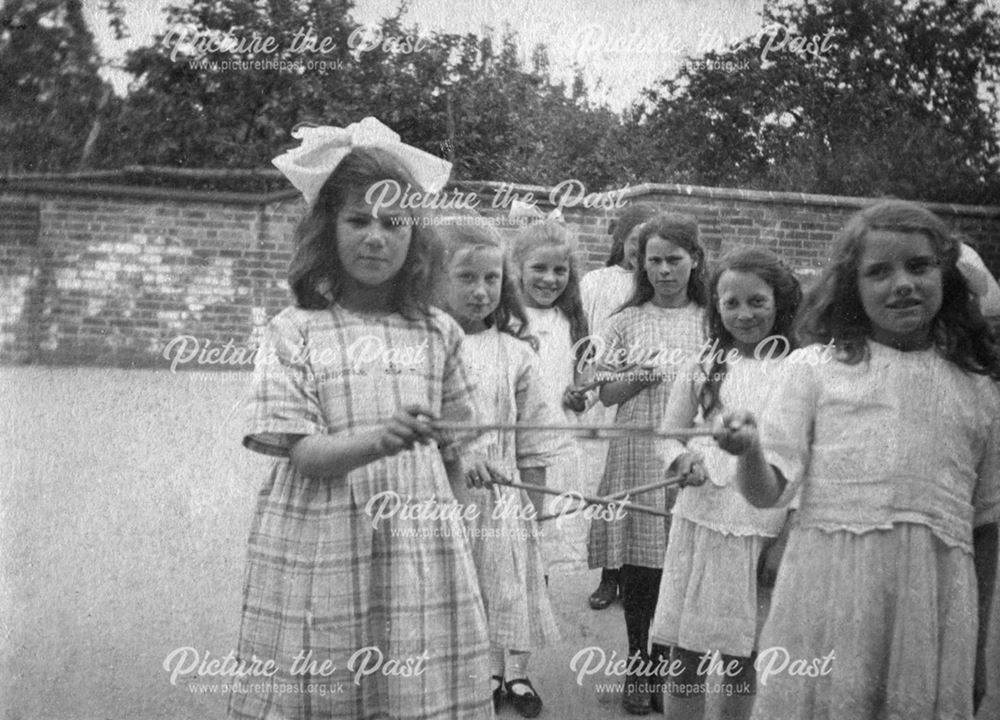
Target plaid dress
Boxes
[229,305,492,720]
[587,302,705,569]
[459,328,561,651]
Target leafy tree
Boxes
[0,0,113,172]
[96,0,363,171]
[92,0,619,191]
[633,0,1000,204]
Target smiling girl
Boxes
[436,219,561,719]
[511,220,593,571]
[586,212,708,714]
[715,200,1000,719]
[649,248,802,720]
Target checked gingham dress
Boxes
[587,302,705,570]
[229,305,492,720]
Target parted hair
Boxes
[287,146,436,318]
[620,212,708,311]
[511,220,589,359]
[796,199,1000,378]
[434,217,536,349]
[698,248,802,417]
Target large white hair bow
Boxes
[508,199,564,224]
[272,117,453,207]
[958,242,1000,317]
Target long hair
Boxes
[605,203,661,268]
[620,212,708,311]
[698,248,803,417]
[287,146,436,318]
[511,220,589,360]
[434,217,536,349]
[796,199,1000,378]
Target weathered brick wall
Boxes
[0,190,302,367]
[2,181,998,368]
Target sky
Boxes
[81,0,767,111]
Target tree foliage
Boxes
[5,0,1000,205]
[0,0,112,172]
[87,0,620,190]
[632,0,1000,203]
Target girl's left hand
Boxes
[562,385,588,413]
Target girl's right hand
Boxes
[465,458,508,489]
[671,451,708,487]
[712,411,759,456]
[376,404,439,457]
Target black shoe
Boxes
[492,675,504,711]
[622,672,652,715]
[589,570,619,610]
[506,678,543,718]
[650,644,669,714]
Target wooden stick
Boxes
[490,477,672,519]
[433,421,714,440]
[604,475,685,501]
[536,475,685,522]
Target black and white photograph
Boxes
[2,0,1000,718]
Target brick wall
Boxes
[2,180,998,368]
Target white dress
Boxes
[523,306,588,570]
[650,357,790,657]
[751,342,1000,720]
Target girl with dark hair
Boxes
[649,247,802,720]
[436,218,560,719]
[232,120,492,720]
[580,203,661,342]
[716,199,1000,719]
[580,202,661,609]
[586,212,708,714]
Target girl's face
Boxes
[646,236,696,308]
[335,191,412,288]
[857,230,943,350]
[622,225,643,271]
[520,245,570,309]
[442,246,504,333]
[717,270,777,356]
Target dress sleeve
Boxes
[435,315,483,452]
[515,348,564,469]
[579,271,597,325]
[596,311,629,373]
[973,414,1000,527]
[657,360,701,473]
[243,309,326,457]
[760,348,822,507]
